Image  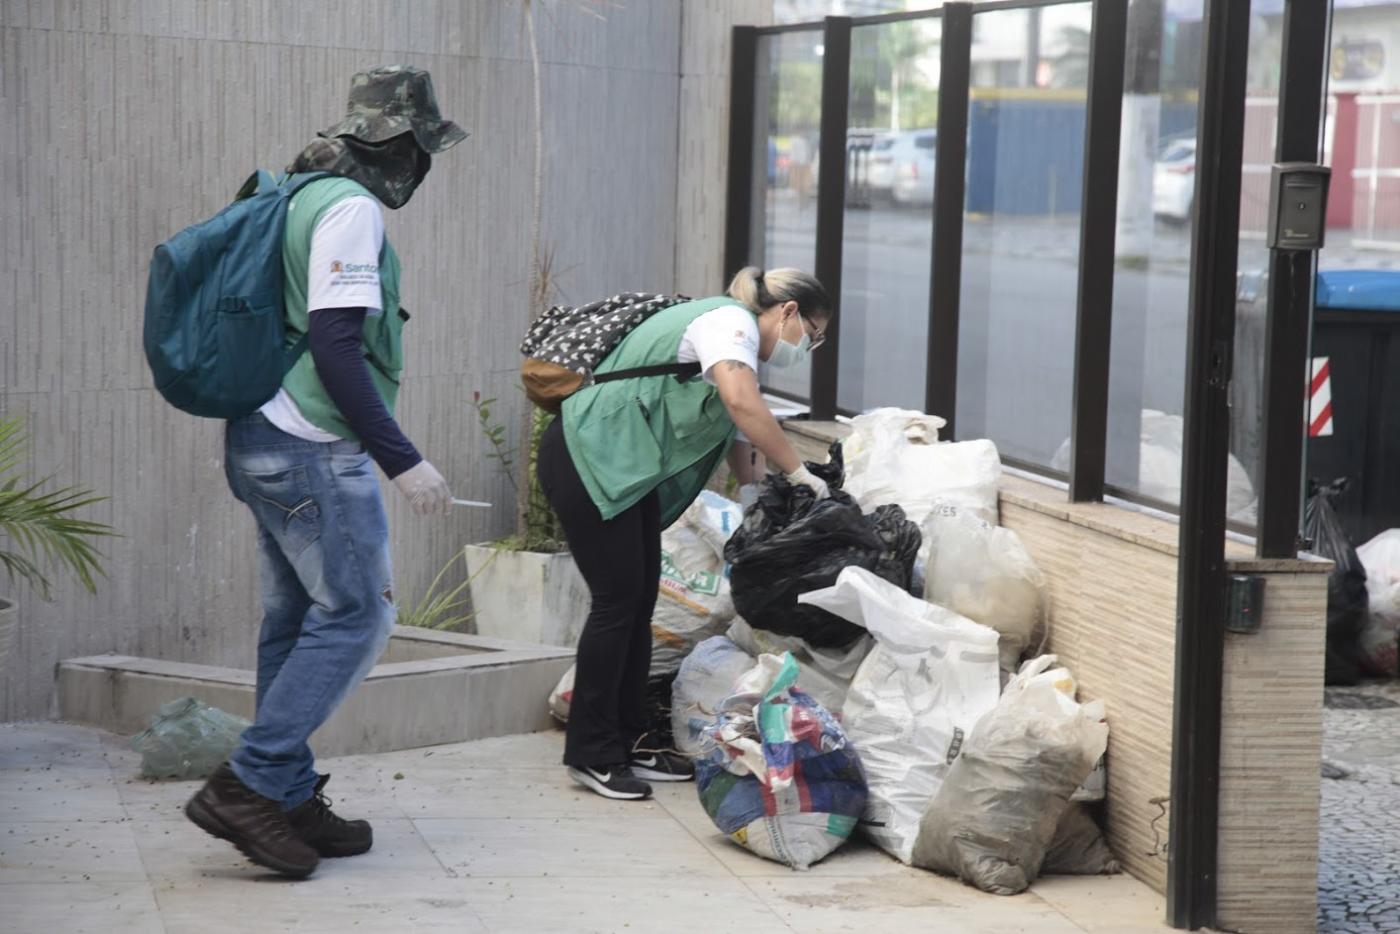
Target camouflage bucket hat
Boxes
[320,65,467,153]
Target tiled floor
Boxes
[1,721,1171,934]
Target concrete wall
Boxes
[0,0,769,721]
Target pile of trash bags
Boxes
[548,406,1119,891]
[641,411,1120,890]
[1308,478,1400,683]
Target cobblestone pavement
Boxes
[1319,680,1400,934]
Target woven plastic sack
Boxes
[800,567,1002,864]
[651,492,743,676]
[695,652,868,871]
[129,697,249,780]
[911,655,1109,895]
[923,510,1046,674]
[672,635,759,756]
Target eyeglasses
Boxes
[799,313,826,350]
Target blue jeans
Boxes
[223,413,395,809]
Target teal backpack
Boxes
[142,170,329,419]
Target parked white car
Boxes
[891,129,937,206]
[1153,137,1196,222]
[867,133,897,198]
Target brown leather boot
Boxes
[286,774,373,857]
[185,763,320,878]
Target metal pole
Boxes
[723,26,759,286]
[1257,0,1330,557]
[1167,0,1252,927]
[925,3,974,436]
[810,17,853,420]
[1068,0,1129,502]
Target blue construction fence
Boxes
[964,94,1198,216]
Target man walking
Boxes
[185,66,466,878]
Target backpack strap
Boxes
[272,171,331,374]
[281,171,333,196]
[594,361,703,384]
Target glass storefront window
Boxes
[753,29,825,399]
[955,3,1092,464]
[838,17,943,413]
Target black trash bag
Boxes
[1305,478,1368,686]
[723,443,921,648]
[638,671,677,753]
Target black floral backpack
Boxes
[519,292,701,412]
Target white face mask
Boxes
[767,315,812,369]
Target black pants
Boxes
[536,417,661,768]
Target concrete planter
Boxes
[0,597,13,666]
[60,627,575,757]
[464,544,589,648]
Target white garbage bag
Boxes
[726,617,873,714]
[911,655,1110,895]
[841,408,1001,534]
[799,567,1002,864]
[548,665,574,723]
[1357,529,1400,677]
[651,492,745,676]
[671,635,758,756]
[1050,409,1255,519]
[923,510,1046,674]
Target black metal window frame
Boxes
[724,0,1320,553]
[727,1,1332,929]
[729,0,1132,458]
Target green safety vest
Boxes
[562,296,750,527]
[280,177,404,441]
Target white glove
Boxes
[786,465,830,500]
[393,459,452,516]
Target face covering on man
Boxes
[288,133,430,209]
[767,312,812,369]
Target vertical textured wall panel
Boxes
[674,0,772,295]
[0,0,749,721]
[999,473,1326,931]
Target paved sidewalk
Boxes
[1319,681,1400,933]
[2,721,1170,934]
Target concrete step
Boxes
[59,625,574,758]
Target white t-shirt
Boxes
[260,195,385,442]
[677,303,760,385]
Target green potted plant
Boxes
[462,397,588,647]
[0,415,114,663]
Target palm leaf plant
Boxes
[0,415,115,602]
